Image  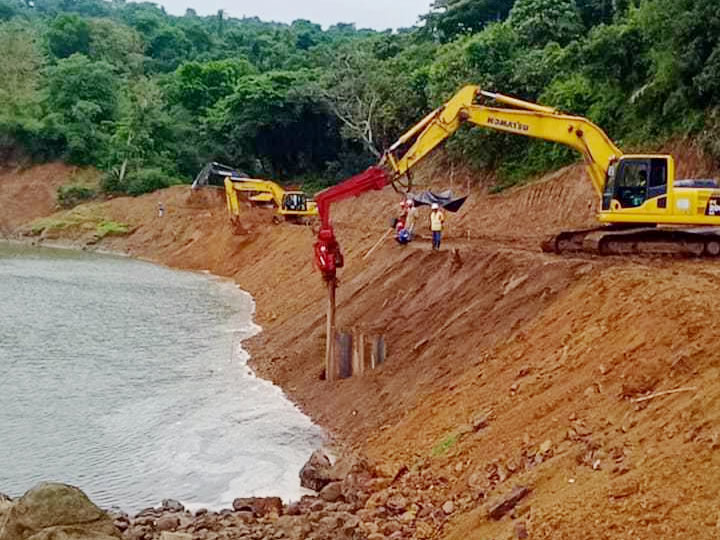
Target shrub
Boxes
[57,184,96,208]
[102,167,182,196]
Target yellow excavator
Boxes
[314,86,720,280]
[224,177,318,225]
[192,162,318,226]
[386,85,720,256]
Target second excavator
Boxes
[314,85,720,281]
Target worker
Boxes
[157,201,165,218]
[394,200,408,232]
[430,203,445,250]
[405,199,418,237]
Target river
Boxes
[0,244,324,512]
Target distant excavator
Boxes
[314,85,720,281]
[192,162,318,227]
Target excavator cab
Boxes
[282,192,309,212]
[603,156,669,211]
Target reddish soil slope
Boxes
[0,163,79,234]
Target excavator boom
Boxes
[387,86,622,197]
[313,167,389,281]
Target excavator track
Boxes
[542,226,720,258]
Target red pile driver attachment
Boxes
[313,166,390,281]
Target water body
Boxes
[0,244,324,512]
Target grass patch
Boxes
[96,221,129,238]
[432,433,459,457]
[27,205,129,239]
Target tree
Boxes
[0,22,44,121]
[168,58,255,113]
[319,46,386,157]
[47,14,91,58]
[424,0,516,42]
[509,0,583,47]
[147,26,192,72]
[45,54,118,163]
[207,70,343,177]
[104,78,181,193]
[0,1,17,21]
[88,18,144,74]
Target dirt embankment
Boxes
[0,163,80,234]
[3,142,720,539]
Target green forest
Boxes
[0,0,719,195]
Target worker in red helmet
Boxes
[405,198,418,238]
[394,199,408,232]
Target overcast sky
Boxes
[149,0,434,30]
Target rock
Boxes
[487,486,530,521]
[299,450,341,492]
[467,472,485,491]
[376,463,408,482]
[232,497,283,517]
[0,483,120,540]
[442,500,455,515]
[194,508,208,517]
[285,502,302,516]
[319,481,344,503]
[383,521,402,535]
[318,515,342,530]
[161,500,185,513]
[156,515,180,532]
[610,479,639,499]
[159,533,192,540]
[386,494,408,515]
[235,511,254,524]
[539,440,553,455]
[514,521,529,539]
[416,521,435,539]
[113,519,129,532]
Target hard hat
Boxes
[406,199,414,207]
[431,203,439,210]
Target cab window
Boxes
[616,161,649,208]
[648,158,668,199]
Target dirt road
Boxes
[3,145,720,538]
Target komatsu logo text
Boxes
[487,117,530,132]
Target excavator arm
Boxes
[313,167,390,281]
[386,86,622,197]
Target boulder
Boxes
[386,494,408,515]
[231,497,282,517]
[487,486,530,521]
[319,482,344,503]
[0,483,121,540]
[160,500,185,513]
[299,450,338,492]
[155,515,180,532]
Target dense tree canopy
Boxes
[1,0,719,194]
